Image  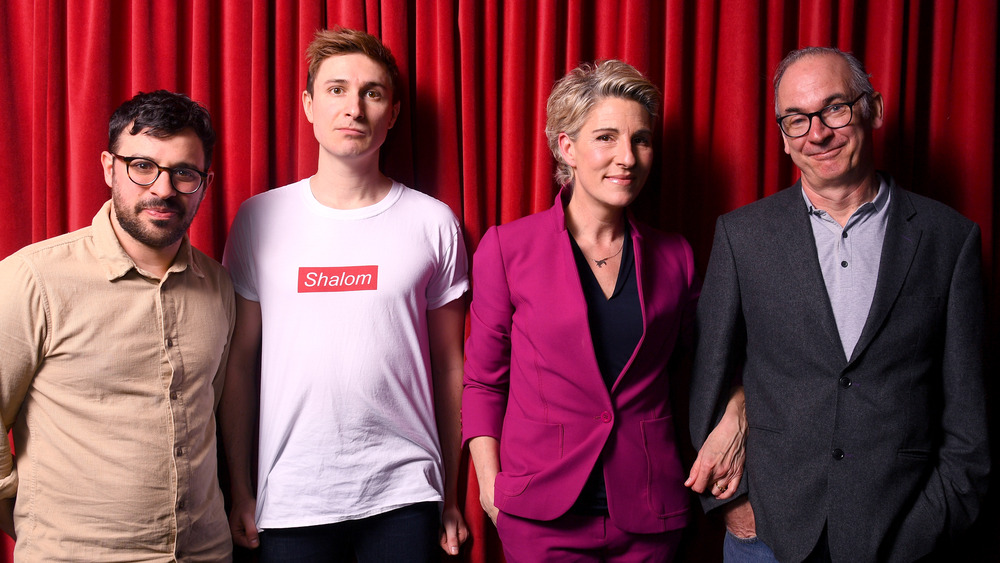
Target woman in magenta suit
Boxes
[463,60,746,561]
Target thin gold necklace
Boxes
[592,241,624,268]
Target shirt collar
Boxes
[801,175,890,221]
[92,199,201,281]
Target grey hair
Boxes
[545,60,660,187]
[773,47,875,120]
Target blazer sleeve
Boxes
[674,232,701,355]
[882,223,990,559]
[688,215,749,512]
[462,226,514,444]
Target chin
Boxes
[607,196,638,209]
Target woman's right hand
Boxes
[469,436,502,526]
[479,478,500,525]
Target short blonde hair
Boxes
[545,60,660,186]
[305,27,400,101]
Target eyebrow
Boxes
[125,153,204,170]
[782,93,851,115]
[590,127,653,136]
[322,78,389,91]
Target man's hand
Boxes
[427,298,471,556]
[438,503,469,555]
[219,295,262,551]
[722,496,757,538]
[228,495,259,549]
[685,386,746,499]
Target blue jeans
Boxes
[258,502,439,563]
[723,530,779,563]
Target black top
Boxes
[569,224,643,388]
[567,224,643,514]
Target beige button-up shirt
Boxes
[0,201,235,562]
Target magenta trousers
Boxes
[496,510,683,562]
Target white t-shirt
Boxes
[223,178,469,529]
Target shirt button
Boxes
[841,261,848,268]
[600,411,612,423]
[176,447,184,457]
[842,231,848,238]
[170,391,178,400]
[832,448,845,460]
[165,338,173,348]
[839,376,852,388]
[178,499,186,510]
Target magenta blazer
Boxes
[462,190,699,534]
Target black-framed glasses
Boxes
[776,93,867,138]
[111,154,209,194]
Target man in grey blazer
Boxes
[689,47,989,562]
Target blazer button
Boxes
[839,376,852,388]
[832,448,845,460]
[600,411,612,423]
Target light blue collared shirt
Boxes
[803,177,891,360]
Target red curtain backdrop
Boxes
[1,1,996,561]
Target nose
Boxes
[807,114,834,142]
[616,140,637,168]
[147,171,177,199]
[346,94,365,119]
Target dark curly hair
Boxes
[108,90,216,167]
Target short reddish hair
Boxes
[305,27,401,102]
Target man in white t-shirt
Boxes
[219,27,469,562]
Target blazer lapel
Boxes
[550,188,615,395]
[849,182,919,363]
[774,184,846,363]
[610,215,646,393]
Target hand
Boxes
[479,483,500,526]
[722,496,756,538]
[685,388,746,499]
[468,436,501,526]
[684,420,745,499]
[228,495,259,549]
[438,503,469,556]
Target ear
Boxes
[101,151,116,188]
[302,90,315,123]
[869,91,884,130]
[388,100,401,129]
[782,134,792,155]
[205,171,215,189]
[557,132,577,168]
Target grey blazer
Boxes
[689,175,989,562]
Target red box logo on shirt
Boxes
[298,266,378,292]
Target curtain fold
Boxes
[1,1,996,562]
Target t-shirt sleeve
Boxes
[426,216,469,310]
[222,203,260,302]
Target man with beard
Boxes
[0,90,235,561]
